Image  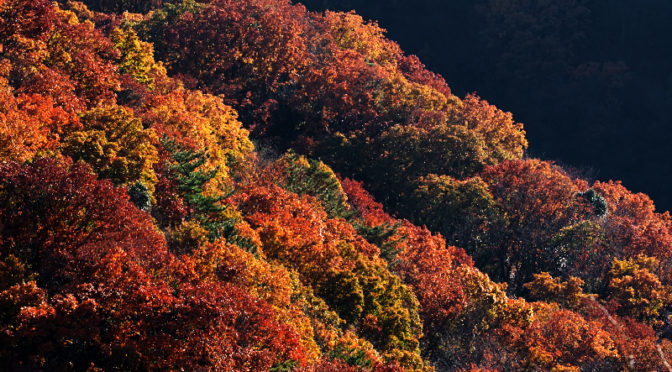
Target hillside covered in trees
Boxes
[305,0,672,213]
[2,0,672,370]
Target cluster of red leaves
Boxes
[143,0,526,161]
[0,0,120,112]
[0,158,305,370]
[233,180,427,369]
[0,81,79,162]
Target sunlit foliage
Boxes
[3,0,672,370]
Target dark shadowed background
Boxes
[304,0,672,212]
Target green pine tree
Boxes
[161,136,256,253]
[354,222,404,267]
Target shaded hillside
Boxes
[1,0,672,370]
[304,0,672,212]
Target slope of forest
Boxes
[303,0,672,213]
[1,0,672,370]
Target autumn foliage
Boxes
[2,0,672,370]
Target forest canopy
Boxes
[1,0,672,370]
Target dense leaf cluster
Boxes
[2,0,672,370]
